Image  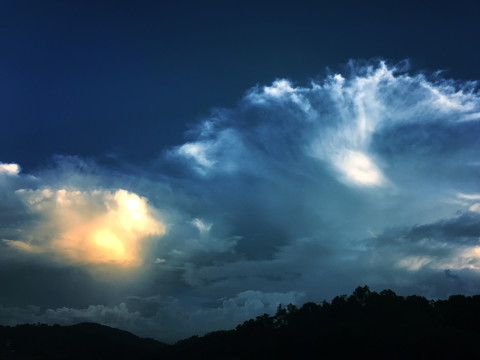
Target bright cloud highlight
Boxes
[333,150,385,186]
[0,162,20,176]
[6,188,165,267]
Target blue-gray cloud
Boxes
[1,60,480,341]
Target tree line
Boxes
[3,286,480,359]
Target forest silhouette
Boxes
[2,286,480,359]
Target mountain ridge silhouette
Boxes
[2,286,480,359]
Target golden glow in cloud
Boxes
[6,188,165,267]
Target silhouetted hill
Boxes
[4,287,480,359]
[0,322,167,359]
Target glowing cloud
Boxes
[333,150,385,187]
[6,188,165,267]
[0,162,20,176]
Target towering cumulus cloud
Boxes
[1,60,480,341]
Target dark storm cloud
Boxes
[2,61,480,341]
[406,213,480,243]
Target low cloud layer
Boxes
[0,289,304,343]
[1,60,480,341]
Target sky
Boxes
[1,0,480,343]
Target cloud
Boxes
[2,59,480,340]
[458,193,480,201]
[0,157,169,276]
[172,128,244,176]
[332,149,386,187]
[5,188,165,268]
[0,290,304,343]
[353,208,480,297]
[163,59,480,299]
[171,61,480,193]
[0,162,20,176]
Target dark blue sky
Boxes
[2,0,480,170]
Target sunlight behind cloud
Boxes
[6,189,165,268]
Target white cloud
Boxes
[173,60,480,190]
[263,79,294,98]
[469,203,480,213]
[458,193,480,200]
[172,129,243,176]
[333,150,386,186]
[177,142,215,171]
[191,218,212,234]
[0,162,20,176]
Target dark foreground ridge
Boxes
[2,286,480,359]
[0,322,166,359]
